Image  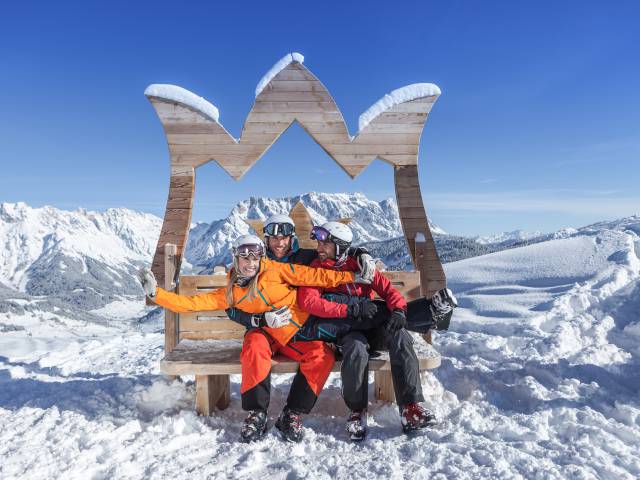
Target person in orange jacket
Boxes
[138,234,373,443]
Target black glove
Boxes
[347,298,378,321]
[386,309,407,333]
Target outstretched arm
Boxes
[154,287,229,313]
[298,286,348,318]
[276,262,356,288]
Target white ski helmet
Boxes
[232,234,265,257]
[314,221,353,257]
[263,214,296,237]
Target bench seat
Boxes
[161,338,441,415]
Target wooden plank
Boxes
[394,165,446,297]
[164,244,178,355]
[180,331,246,340]
[251,101,340,113]
[178,275,228,293]
[166,133,237,145]
[161,342,441,376]
[289,201,316,249]
[179,317,244,332]
[265,68,317,81]
[374,370,395,403]
[327,144,419,155]
[170,144,268,155]
[264,80,327,92]
[195,375,229,415]
[246,112,344,123]
[256,91,335,102]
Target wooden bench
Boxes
[160,245,441,415]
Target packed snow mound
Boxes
[1,216,639,478]
[144,84,220,122]
[255,52,305,97]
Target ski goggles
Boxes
[234,244,265,258]
[310,226,331,242]
[263,222,295,237]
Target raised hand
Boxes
[137,267,157,298]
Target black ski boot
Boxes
[430,288,458,330]
[400,403,437,434]
[345,409,368,442]
[240,410,268,443]
[275,407,304,443]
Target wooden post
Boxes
[164,243,178,354]
[195,375,231,415]
[414,235,434,345]
[374,370,396,403]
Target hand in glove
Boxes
[137,267,157,298]
[347,298,378,321]
[386,309,407,333]
[263,306,292,329]
[356,253,376,284]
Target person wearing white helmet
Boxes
[138,233,374,444]
[226,214,377,329]
[294,221,458,441]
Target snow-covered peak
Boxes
[255,52,305,97]
[358,83,441,133]
[578,214,640,236]
[475,229,542,245]
[144,84,220,122]
[0,202,162,291]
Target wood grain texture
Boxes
[195,374,230,415]
[164,244,178,354]
[394,165,446,297]
[161,340,441,375]
[150,172,195,288]
[289,201,316,249]
[146,61,438,179]
[374,370,395,403]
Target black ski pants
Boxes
[297,299,428,410]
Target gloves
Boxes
[262,306,292,329]
[354,271,373,285]
[430,288,458,315]
[137,267,157,298]
[386,309,407,333]
[356,253,376,284]
[347,299,378,321]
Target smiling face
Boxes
[316,239,336,262]
[267,236,292,259]
[237,255,261,277]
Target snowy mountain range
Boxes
[1,195,638,324]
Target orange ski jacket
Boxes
[152,257,356,345]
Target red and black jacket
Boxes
[297,256,407,318]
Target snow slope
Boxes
[1,217,638,479]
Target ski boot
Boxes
[430,288,458,330]
[240,410,268,443]
[346,409,368,442]
[400,403,437,434]
[275,407,305,443]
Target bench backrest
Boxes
[176,270,421,341]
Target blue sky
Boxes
[1,0,638,236]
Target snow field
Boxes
[1,222,639,479]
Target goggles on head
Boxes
[264,222,295,237]
[234,243,265,258]
[310,226,331,242]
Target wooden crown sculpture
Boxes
[146,52,446,296]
